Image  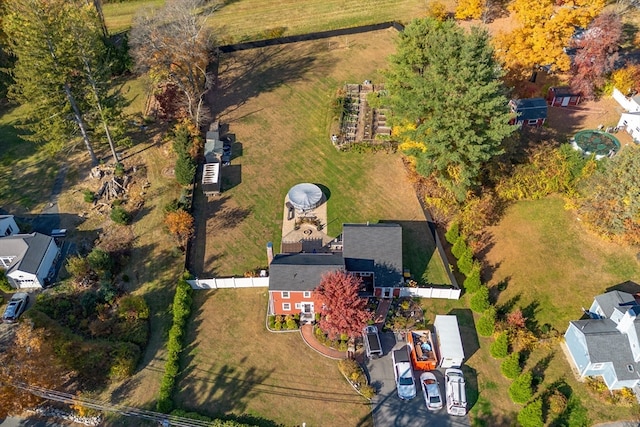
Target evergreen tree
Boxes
[477,306,496,336]
[501,351,522,379]
[509,371,533,404]
[385,18,514,201]
[463,262,482,293]
[470,285,490,313]
[490,331,509,358]
[518,398,544,427]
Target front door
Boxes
[303,303,314,314]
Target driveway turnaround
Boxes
[367,333,471,427]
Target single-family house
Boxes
[0,215,19,237]
[547,87,581,107]
[564,290,640,391]
[0,232,60,288]
[509,98,548,127]
[613,87,640,143]
[267,222,404,319]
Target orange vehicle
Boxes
[407,330,438,371]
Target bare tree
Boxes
[129,0,216,127]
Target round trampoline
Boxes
[287,183,323,211]
[572,130,621,160]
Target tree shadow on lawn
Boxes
[384,220,440,285]
[209,44,328,121]
[449,308,480,364]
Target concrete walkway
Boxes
[300,324,346,360]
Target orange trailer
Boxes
[407,330,438,371]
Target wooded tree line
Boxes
[0,0,213,165]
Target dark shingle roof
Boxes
[342,223,403,287]
[594,290,636,318]
[268,253,344,291]
[572,318,640,381]
[511,98,548,121]
[0,232,54,274]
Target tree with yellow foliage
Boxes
[610,64,640,96]
[426,1,449,21]
[455,0,484,20]
[493,0,605,80]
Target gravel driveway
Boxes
[366,333,471,427]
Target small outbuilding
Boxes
[547,87,581,107]
[509,98,548,127]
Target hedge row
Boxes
[156,274,193,413]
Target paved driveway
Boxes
[366,333,471,427]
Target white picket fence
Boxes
[188,277,269,289]
[399,287,461,300]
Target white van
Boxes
[445,368,467,416]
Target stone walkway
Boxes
[300,324,346,359]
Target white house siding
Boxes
[618,113,640,142]
[564,324,590,374]
[35,239,59,285]
[0,216,19,237]
[7,270,39,288]
[613,88,640,112]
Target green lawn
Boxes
[0,104,60,212]
[189,29,450,287]
[421,196,640,425]
[103,0,425,40]
[176,289,373,426]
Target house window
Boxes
[628,364,635,373]
[282,303,291,311]
[281,291,290,299]
[295,303,301,310]
[359,272,372,277]
[527,119,539,126]
[592,363,604,370]
[623,120,628,126]
[303,291,311,298]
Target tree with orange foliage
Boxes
[0,322,74,418]
[164,209,194,249]
[315,271,372,340]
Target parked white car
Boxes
[392,346,416,400]
[420,371,443,411]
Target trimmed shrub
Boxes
[111,206,129,225]
[83,189,95,203]
[501,351,522,379]
[175,155,196,186]
[87,248,112,274]
[445,221,460,244]
[156,274,193,412]
[565,395,590,427]
[451,236,467,259]
[457,246,474,275]
[490,331,509,359]
[477,306,496,337]
[509,371,533,404]
[470,285,490,313]
[517,398,544,427]
[463,262,482,293]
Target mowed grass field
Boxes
[189,27,449,284]
[427,197,640,424]
[103,0,430,38]
[177,289,373,426]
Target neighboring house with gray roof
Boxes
[267,222,404,319]
[0,232,59,288]
[564,290,640,391]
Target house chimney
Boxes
[266,242,274,265]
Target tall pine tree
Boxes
[385,18,514,201]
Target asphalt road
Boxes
[366,333,471,427]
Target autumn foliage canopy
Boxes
[315,270,372,340]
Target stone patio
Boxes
[281,194,335,252]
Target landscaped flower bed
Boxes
[338,359,375,400]
[268,314,300,331]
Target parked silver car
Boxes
[3,292,29,323]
